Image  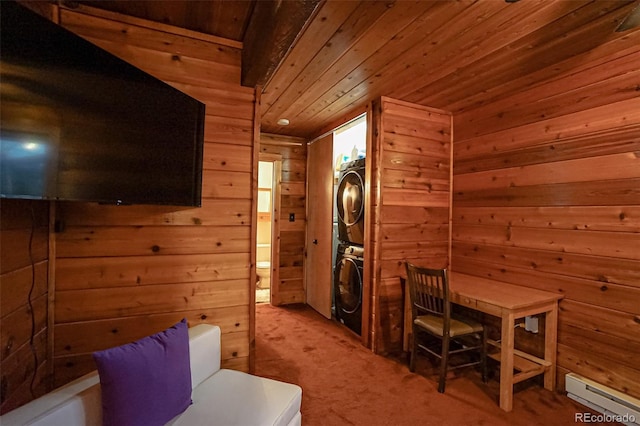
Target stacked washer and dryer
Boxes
[333,158,365,335]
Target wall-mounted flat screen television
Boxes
[1,1,205,207]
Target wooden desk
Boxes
[403,272,564,412]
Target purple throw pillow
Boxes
[93,319,192,426]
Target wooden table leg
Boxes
[500,312,515,412]
[544,304,558,391]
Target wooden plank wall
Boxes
[369,97,452,354]
[260,134,307,305]
[0,200,51,413]
[452,36,640,397]
[50,5,256,387]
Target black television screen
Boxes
[0,1,205,207]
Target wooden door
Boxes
[305,133,334,318]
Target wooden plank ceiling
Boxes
[75,0,640,139]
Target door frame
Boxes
[258,153,282,305]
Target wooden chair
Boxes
[405,262,487,393]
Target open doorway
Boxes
[256,157,281,304]
[305,113,367,321]
[331,114,367,334]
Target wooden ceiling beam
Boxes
[241,0,321,88]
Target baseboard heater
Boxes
[565,373,640,426]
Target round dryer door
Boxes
[335,257,362,314]
[337,170,364,227]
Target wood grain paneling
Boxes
[49,6,256,386]
[57,199,252,227]
[54,306,248,355]
[75,1,253,43]
[59,8,241,86]
[0,200,50,414]
[369,97,452,353]
[56,279,250,322]
[0,329,48,413]
[61,1,639,144]
[452,41,640,399]
[258,1,638,139]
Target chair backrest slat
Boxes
[405,262,450,322]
